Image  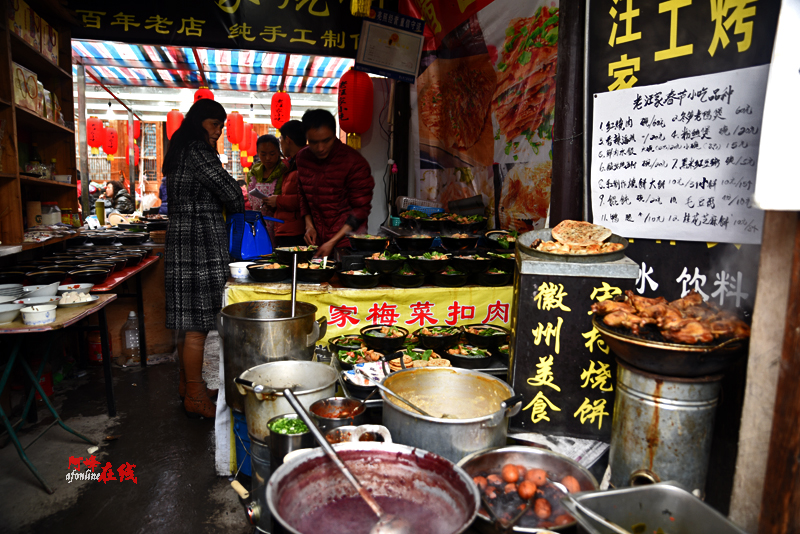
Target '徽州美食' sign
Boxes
[69,0,399,57]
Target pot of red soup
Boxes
[267,442,479,534]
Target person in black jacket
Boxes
[102,180,136,214]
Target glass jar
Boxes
[41,202,61,226]
[61,207,73,225]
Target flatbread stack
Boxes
[551,220,613,245]
[532,220,623,255]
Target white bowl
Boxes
[21,305,57,326]
[57,283,95,295]
[0,295,18,304]
[54,175,72,183]
[22,282,59,297]
[0,303,24,324]
[0,283,23,292]
[229,262,255,279]
[14,296,61,306]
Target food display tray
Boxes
[517,228,629,263]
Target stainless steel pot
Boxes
[380,368,522,463]
[219,300,327,412]
[235,361,337,442]
[309,397,367,433]
[266,442,480,534]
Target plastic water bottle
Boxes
[120,311,140,365]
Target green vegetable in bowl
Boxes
[488,252,515,259]
[397,263,416,275]
[269,417,309,435]
[447,345,489,358]
[443,266,464,275]
[497,230,518,249]
[366,325,404,338]
[371,251,406,261]
[486,268,507,274]
[419,326,461,336]
[401,210,427,219]
[405,348,434,361]
[479,328,506,336]
[421,251,448,260]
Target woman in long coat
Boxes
[162,99,244,418]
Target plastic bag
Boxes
[140,193,158,212]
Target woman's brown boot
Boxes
[182,331,215,419]
[184,380,216,419]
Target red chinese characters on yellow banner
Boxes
[226,285,513,341]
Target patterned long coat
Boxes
[165,141,245,331]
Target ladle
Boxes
[283,389,412,534]
[355,369,444,418]
[290,253,298,317]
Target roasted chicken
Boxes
[592,289,750,345]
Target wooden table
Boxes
[0,294,117,494]
[91,255,160,367]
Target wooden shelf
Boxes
[3,232,81,251]
[0,96,10,108]
[19,175,76,188]
[15,106,74,135]
[9,31,71,80]
[0,172,16,179]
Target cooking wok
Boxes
[593,316,748,377]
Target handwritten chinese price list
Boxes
[510,276,635,441]
[591,65,768,245]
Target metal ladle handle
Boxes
[355,369,436,418]
[282,388,385,520]
[291,254,298,317]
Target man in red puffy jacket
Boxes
[297,109,374,258]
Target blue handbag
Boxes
[228,211,283,261]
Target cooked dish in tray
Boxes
[591,289,751,345]
[532,220,624,255]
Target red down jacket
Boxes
[296,139,374,248]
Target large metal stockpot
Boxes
[381,367,521,463]
[219,300,327,412]
[609,359,723,496]
[267,442,480,534]
[235,361,337,443]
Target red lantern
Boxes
[133,119,141,139]
[134,143,140,167]
[86,116,105,155]
[227,111,244,151]
[240,154,250,171]
[271,92,292,130]
[194,87,215,103]
[337,69,373,149]
[167,109,183,140]
[250,130,257,158]
[239,123,253,156]
[103,126,118,162]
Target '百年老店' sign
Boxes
[590,65,768,245]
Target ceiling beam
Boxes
[192,48,209,87]
[71,54,281,75]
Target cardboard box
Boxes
[7,0,30,40]
[12,62,38,112]
[43,89,52,120]
[41,20,59,64]
[25,7,41,50]
[36,82,45,116]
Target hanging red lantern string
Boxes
[166,109,184,140]
[227,111,244,151]
[134,142,140,167]
[271,91,291,130]
[103,126,118,162]
[194,87,215,103]
[239,123,253,157]
[240,154,251,172]
[337,69,373,150]
[250,130,257,160]
[133,119,141,140]
[86,116,105,155]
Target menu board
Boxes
[591,65,768,245]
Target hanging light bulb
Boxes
[105,101,114,121]
[249,102,255,121]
